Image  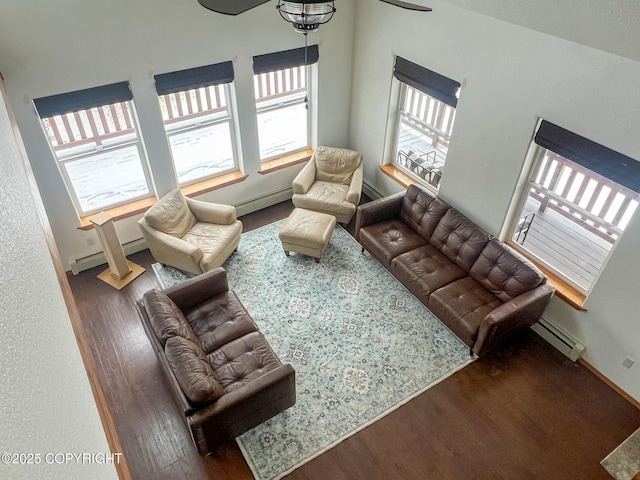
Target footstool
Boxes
[279,208,336,263]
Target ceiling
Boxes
[437,0,640,63]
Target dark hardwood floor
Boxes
[68,200,640,480]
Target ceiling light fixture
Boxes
[276,0,336,33]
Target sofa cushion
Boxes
[144,189,197,238]
[470,239,546,302]
[184,290,258,354]
[429,209,491,272]
[400,184,451,241]
[314,146,362,185]
[428,276,502,348]
[208,331,282,393]
[165,336,225,404]
[142,289,200,347]
[391,245,467,299]
[358,219,427,266]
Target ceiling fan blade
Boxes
[379,0,432,11]
[198,0,271,16]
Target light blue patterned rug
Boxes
[153,221,474,480]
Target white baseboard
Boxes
[362,181,384,200]
[531,317,586,362]
[235,187,293,217]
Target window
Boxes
[34,82,153,216]
[507,120,640,293]
[389,57,460,190]
[253,45,318,161]
[154,61,239,186]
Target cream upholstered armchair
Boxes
[292,146,364,224]
[138,189,242,275]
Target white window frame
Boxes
[254,65,312,161]
[158,83,240,186]
[504,135,640,294]
[386,81,457,192]
[40,100,153,216]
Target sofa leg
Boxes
[361,247,365,254]
[469,348,474,357]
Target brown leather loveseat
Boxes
[356,184,555,356]
[136,268,296,455]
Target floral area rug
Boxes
[602,427,640,480]
[153,221,474,480]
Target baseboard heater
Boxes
[530,317,586,362]
[69,238,148,275]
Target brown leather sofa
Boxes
[135,268,296,455]
[356,184,555,356]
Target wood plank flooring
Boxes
[68,200,640,480]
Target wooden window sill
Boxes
[180,170,248,198]
[259,148,313,174]
[380,164,414,189]
[79,196,158,230]
[532,262,587,311]
[78,171,248,230]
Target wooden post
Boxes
[90,212,145,290]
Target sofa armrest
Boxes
[188,363,296,453]
[139,218,204,274]
[292,159,316,195]
[346,161,364,206]
[164,267,230,311]
[473,282,556,356]
[355,191,405,241]
[186,197,237,225]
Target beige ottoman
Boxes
[279,208,336,263]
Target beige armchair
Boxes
[138,189,242,275]
[292,146,364,224]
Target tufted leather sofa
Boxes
[135,268,295,455]
[356,184,555,356]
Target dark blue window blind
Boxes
[535,120,640,194]
[154,61,234,95]
[34,81,132,118]
[253,45,319,75]
[393,56,460,108]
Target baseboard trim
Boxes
[362,181,384,200]
[235,187,293,217]
[579,358,640,410]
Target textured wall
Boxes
[0,88,117,479]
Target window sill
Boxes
[531,262,587,311]
[259,148,313,174]
[180,170,248,198]
[79,196,159,230]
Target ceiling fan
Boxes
[197,0,432,19]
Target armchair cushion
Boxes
[165,336,225,404]
[145,189,197,237]
[314,146,362,185]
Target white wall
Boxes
[349,0,640,400]
[0,0,355,270]
[0,88,117,478]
